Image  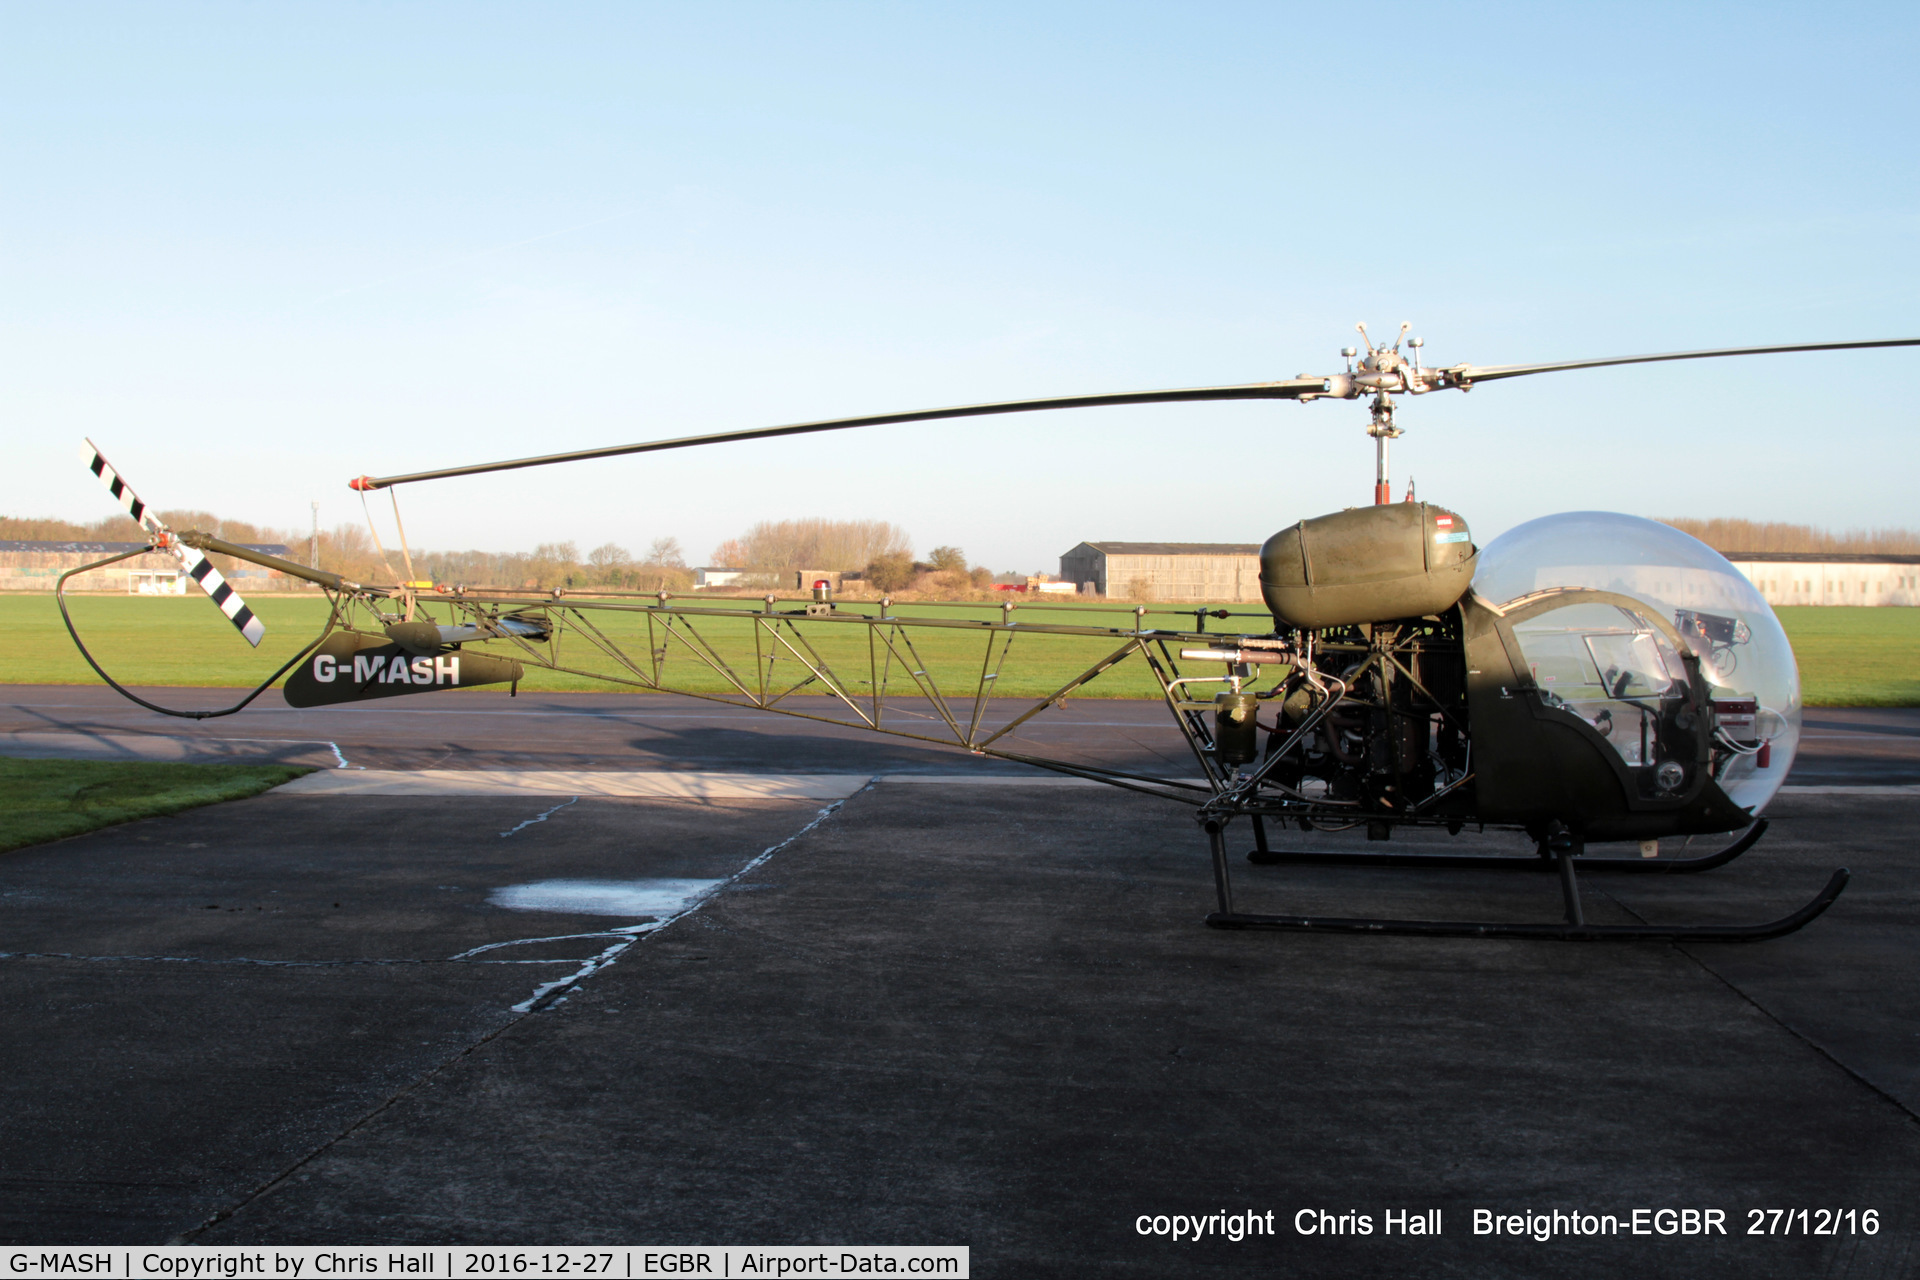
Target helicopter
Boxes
[60,327,1920,943]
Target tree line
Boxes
[13,510,1917,594]
[1655,518,1920,555]
[15,508,1920,596]
[0,512,992,594]
[0,512,696,591]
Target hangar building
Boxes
[1726,552,1920,606]
[0,540,295,594]
[1058,542,1263,602]
[1055,545,1920,608]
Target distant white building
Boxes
[1726,553,1920,606]
[695,567,748,589]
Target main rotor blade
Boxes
[1452,337,1920,384]
[354,378,1327,489]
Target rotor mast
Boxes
[1367,394,1401,505]
[1345,323,1417,505]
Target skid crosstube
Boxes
[1243,817,1772,874]
[1204,820,1847,943]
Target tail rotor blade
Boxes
[80,438,164,536]
[79,438,266,648]
[178,544,267,647]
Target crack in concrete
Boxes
[1586,881,1920,1128]
[1679,945,1920,1129]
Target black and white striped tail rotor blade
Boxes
[80,437,165,536]
[175,543,266,647]
[78,438,267,648]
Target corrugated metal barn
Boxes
[1059,542,1263,602]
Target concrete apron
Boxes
[0,778,1915,1274]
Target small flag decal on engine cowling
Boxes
[1435,514,1454,527]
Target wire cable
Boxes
[56,548,344,720]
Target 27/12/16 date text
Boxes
[1746,1209,1880,1236]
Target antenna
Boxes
[1394,321,1410,352]
[1355,321,1373,353]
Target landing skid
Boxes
[1244,816,1772,874]
[1204,820,1846,943]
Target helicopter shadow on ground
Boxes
[614,722,982,774]
[604,718,1191,778]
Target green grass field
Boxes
[0,758,312,854]
[1772,606,1920,706]
[3,592,1261,702]
[4,593,1914,705]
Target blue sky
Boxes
[5,2,1917,570]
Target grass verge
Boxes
[0,758,313,854]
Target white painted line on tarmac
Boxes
[0,731,341,763]
[881,773,1110,787]
[275,769,873,799]
[277,774,1920,799]
[499,796,579,836]
[272,768,1187,796]
[1,701,1181,727]
[473,787,869,1013]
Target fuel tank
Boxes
[1260,502,1476,630]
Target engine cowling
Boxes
[1260,502,1476,630]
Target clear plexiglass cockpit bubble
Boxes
[1471,511,1798,816]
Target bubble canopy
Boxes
[1472,512,1798,815]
